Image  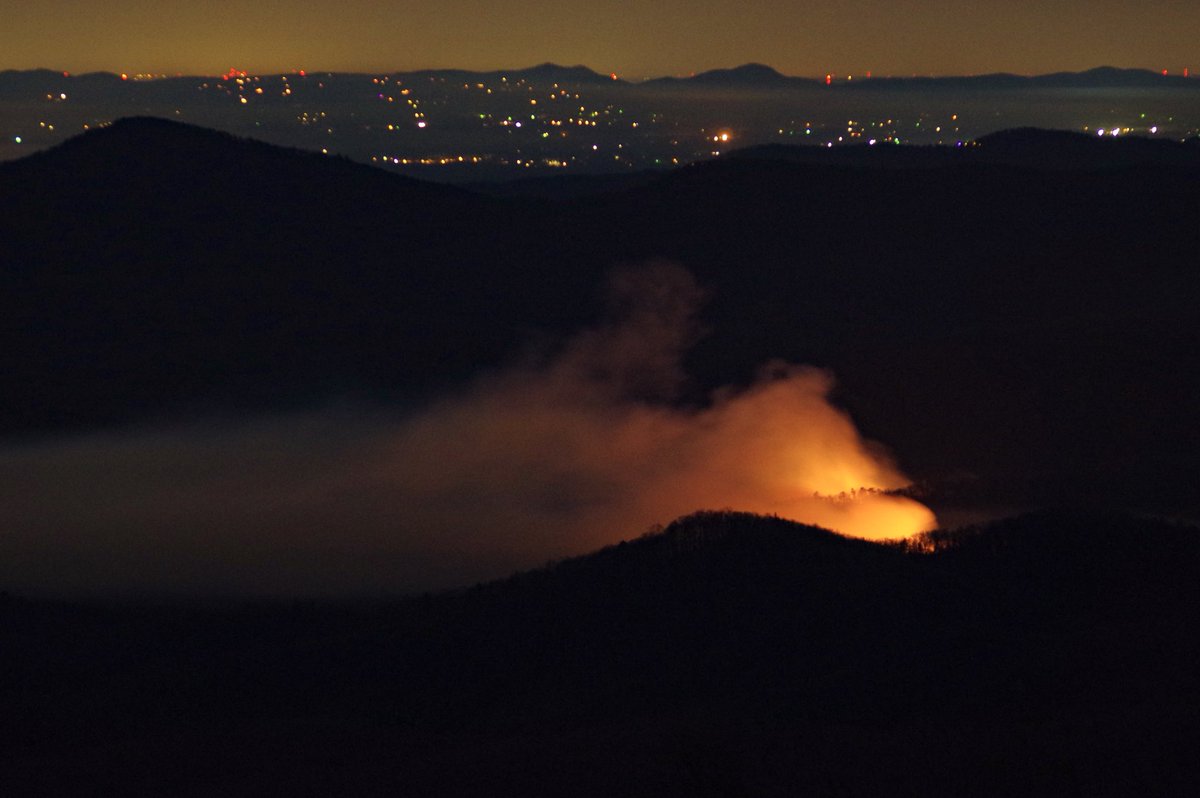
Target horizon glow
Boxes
[1,1,1196,79]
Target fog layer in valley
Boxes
[0,263,934,596]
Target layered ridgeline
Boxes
[3,118,1200,520]
[2,510,1197,795]
[3,64,1199,176]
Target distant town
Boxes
[3,63,1199,181]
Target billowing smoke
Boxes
[0,263,934,597]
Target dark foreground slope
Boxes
[0,118,603,431]
[4,119,1200,514]
[732,127,1200,170]
[3,511,1198,796]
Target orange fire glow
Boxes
[375,265,938,553]
[0,263,935,595]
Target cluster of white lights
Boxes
[1094,126,1160,137]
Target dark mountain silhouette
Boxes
[0,117,606,433]
[1033,64,1199,88]
[6,64,1198,90]
[4,118,1200,518]
[406,62,619,85]
[0,67,78,98]
[0,67,147,104]
[515,62,617,84]
[464,169,665,199]
[728,140,962,168]
[2,510,1197,795]
[847,65,1200,90]
[973,126,1200,167]
[627,64,1200,90]
[644,63,805,88]
[731,127,1200,169]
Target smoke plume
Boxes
[0,263,934,596]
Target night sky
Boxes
[2,0,1197,78]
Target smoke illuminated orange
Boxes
[0,263,935,596]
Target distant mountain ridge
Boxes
[3,63,1197,87]
[638,63,1200,89]
[640,62,810,87]
[401,62,619,85]
[839,64,1200,90]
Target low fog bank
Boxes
[0,263,933,597]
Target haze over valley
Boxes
[2,40,1199,795]
[3,64,1200,180]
